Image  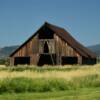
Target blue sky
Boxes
[0,0,100,47]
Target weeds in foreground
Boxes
[0,74,99,93]
[0,64,99,93]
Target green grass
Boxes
[0,77,70,93]
[0,74,100,93]
[0,64,100,99]
[0,87,100,100]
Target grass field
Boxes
[0,64,100,79]
[0,64,100,100]
[0,88,100,100]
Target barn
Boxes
[10,22,96,66]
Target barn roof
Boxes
[10,22,96,58]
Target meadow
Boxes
[0,64,100,100]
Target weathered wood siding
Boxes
[11,35,39,65]
[10,22,96,66]
[54,34,82,64]
[10,33,82,65]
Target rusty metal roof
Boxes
[10,22,96,58]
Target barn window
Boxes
[14,57,30,65]
[61,56,78,65]
[82,57,96,65]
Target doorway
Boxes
[37,54,56,66]
[44,42,49,53]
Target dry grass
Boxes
[0,64,100,93]
[0,65,6,68]
[0,64,100,80]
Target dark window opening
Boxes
[38,54,56,66]
[62,56,78,65]
[14,57,30,65]
[38,26,54,39]
[82,57,96,65]
[44,42,49,53]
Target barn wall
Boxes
[10,57,14,66]
[10,33,83,66]
[54,34,82,64]
[10,35,39,65]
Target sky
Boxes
[0,0,100,47]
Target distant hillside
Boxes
[0,45,19,59]
[88,44,100,56]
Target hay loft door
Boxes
[38,39,56,66]
[38,27,56,66]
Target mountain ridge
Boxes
[88,44,100,56]
[0,45,19,59]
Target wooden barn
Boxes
[10,22,96,66]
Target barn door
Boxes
[37,54,56,66]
